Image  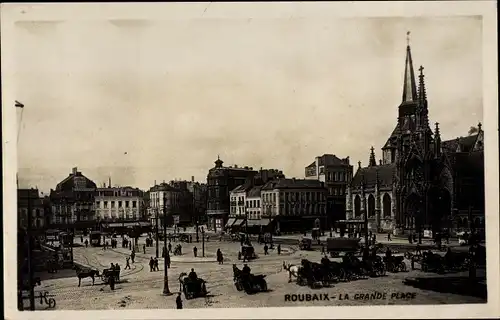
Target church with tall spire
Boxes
[345,33,485,238]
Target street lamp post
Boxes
[162,194,171,296]
[202,226,205,257]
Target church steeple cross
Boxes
[419,65,424,74]
[406,31,411,46]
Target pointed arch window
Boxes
[368,194,375,217]
[383,194,391,217]
[354,195,361,218]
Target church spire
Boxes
[402,31,418,103]
[368,146,377,167]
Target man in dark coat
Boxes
[176,292,183,309]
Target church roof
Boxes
[351,164,396,187]
[442,134,480,153]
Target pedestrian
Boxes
[168,242,172,253]
[131,251,135,263]
[264,244,269,255]
[80,235,84,243]
[277,244,281,255]
[189,235,192,243]
[387,232,392,241]
[154,257,159,271]
[125,257,131,270]
[216,248,223,265]
[166,252,171,268]
[149,257,154,272]
[321,244,325,254]
[129,242,132,250]
[85,239,88,248]
[109,271,115,290]
[193,246,198,258]
[115,263,121,281]
[176,292,183,309]
[143,244,146,254]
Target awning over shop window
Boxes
[225,218,236,227]
[246,219,271,227]
[233,219,246,226]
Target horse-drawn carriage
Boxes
[383,255,407,273]
[299,238,313,250]
[420,251,445,273]
[296,259,337,287]
[178,234,190,243]
[232,264,267,294]
[101,268,120,284]
[178,273,208,299]
[238,244,257,261]
[326,237,361,258]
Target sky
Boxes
[13,14,483,193]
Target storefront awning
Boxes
[246,219,271,227]
[225,218,236,227]
[233,219,246,226]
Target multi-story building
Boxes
[94,184,144,221]
[148,183,181,228]
[17,188,45,230]
[345,39,485,237]
[186,178,208,225]
[304,154,353,226]
[261,178,328,233]
[169,180,194,226]
[227,183,252,230]
[206,157,258,232]
[49,167,97,230]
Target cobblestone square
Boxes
[32,236,485,310]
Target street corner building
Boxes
[49,167,98,230]
[344,41,485,237]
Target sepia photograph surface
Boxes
[2,2,499,319]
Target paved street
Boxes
[29,234,485,310]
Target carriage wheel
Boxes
[260,280,268,292]
[399,261,407,272]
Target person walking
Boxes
[84,239,88,248]
[277,244,281,255]
[149,257,154,272]
[168,242,172,253]
[154,257,159,271]
[80,235,84,243]
[264,244,269,255]
[125,257,131,270]
[387,232,392,241]
[193,246,198,258]
[131,251,135,263]
[143,244,146,254]
[115,263,121,281]
[216,249,223,265]
[176,292,183,309]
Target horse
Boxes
[73,265,100,287]
[282,261,301,283]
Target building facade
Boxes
[49,167,97,229]
[148,183,181,228]
[18,188,45,230]
[206,157,258,232]
[94,186,144,221]
[261,178,328,232]
[345,40,485,237]
[305,154,353,226]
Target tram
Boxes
[89,231,103,247]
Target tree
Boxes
[468,126,478,136]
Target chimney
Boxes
[72,167,78,175]
[191,176,194,182]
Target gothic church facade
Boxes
[345,40,484,236]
